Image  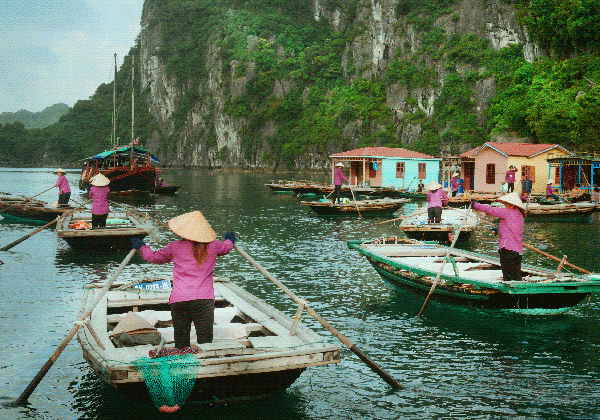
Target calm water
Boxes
[1,168,600,420]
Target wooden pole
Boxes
[24,186,54,202]
[12,249,136,406]
[417,203,472,319]
[523,244,590,274]
[349,187,362,218]
[233,244,403,390]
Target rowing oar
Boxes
[234,244,403,390]
[24,186,54,202]
[12,248,136,406]
[522,243,590,274]
[0,206,82,251]
[417,202,473,319]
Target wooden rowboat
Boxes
[348,236,600,315]
[525,202,596,219]
[399,208,478,244]
[77,276,341,406]
[57,210,152,251]
[0,195,73,224]
[154,185,181,195]
[301,198,410,217]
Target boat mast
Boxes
[112,53,117,148]
[130,54,134,169]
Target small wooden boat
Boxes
[77,276,341,406]
[0,195,73,224]
[394,190,427,200]
[399,208,478,244]
[57,210,152,250]
[525,202,596,219]
[447,193,500,207]
[348,236,600,315]
[264,180,303,194]
[154,185,180,195]
[301,198,410,217]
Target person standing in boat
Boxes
[53,168,71,207]
[416,180,425,192]
[546,180,560,201]
[450,172,460,197]
[472,192,526,282]
[591,186,600,203]
[505,165,518,193]
[332,162,348,205]
[89,174,110,228]
[131,211,235,350]
[426,181,448,223]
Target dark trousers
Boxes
[91,213,108,228]
[507,183,515,193]
[547,194,560,201]
[332,184,342,204]
[499,248,522,282]
[428,207,442,223]
[58,192,70,207]
[452,190,458,197]
[171,299,214,348]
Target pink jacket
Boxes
[89,185,110,215]
[427,189,448,208]
[451,176,459,192]
[54,175,71,194]
[334,167,348,186]
[505,169,517,183]
[139,239,234,303]
[474,202,523,254]
[546,184,555,196]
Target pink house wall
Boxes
[473,148,508,193]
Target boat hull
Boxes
[154,185,180,195]
[0,202,71,224]
[61,232,148,251]
[369,258,588,314]
[402,228,473,244]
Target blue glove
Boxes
[224,232,236,244]
[471,199,478,206]
[131,238,146,250]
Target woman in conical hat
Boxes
[89,174,110,228]
[332,162,348,204]
[472,191,526,281]
[426,181,448,223]
[450,172,460,197]
[52,168,71,208]
[131,211,236,349]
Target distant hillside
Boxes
[0,103,71,129]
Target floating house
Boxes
[547,152,600,193]
[458,142,570,194]
[330,147,440,190]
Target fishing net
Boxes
[132,354,200,412]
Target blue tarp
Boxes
[87,146,160,164]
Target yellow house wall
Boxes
[507,151,556,194]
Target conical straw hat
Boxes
[452,172,459,177]
[110,311,156,336]
[335,162,344,167]
[496,191,526,210]
[426,181,442,191]
[168,211,217,243]
[547,179,554,184]
[53,168,66,174]
[90,173,110,186]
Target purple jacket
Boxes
[505,169,517,183]
[54,175,71,194]
[89,185,110,215]
[451,176,459,192]
[139,239,234,303]
[474,202,523,254]
[334,167,348,186]
[427,189,448,208]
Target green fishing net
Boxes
[132,354,200,410]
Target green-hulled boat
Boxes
[348,237,600,315]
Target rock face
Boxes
[139,0,540,168]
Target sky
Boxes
[0,0,145,113]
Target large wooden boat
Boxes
[0,195,74,224]
[77,276,341,406]
[525,202,596,219]
[57,210,152,250]
[301,198,410,217]
[348,237,600,315]
[399,208,478,244]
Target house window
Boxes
[418,163,426,179]
[554,167,560,184]
[396,162,405,179]
[369,161,377,178]
[486,164,495,184]
[521,165,535,182]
